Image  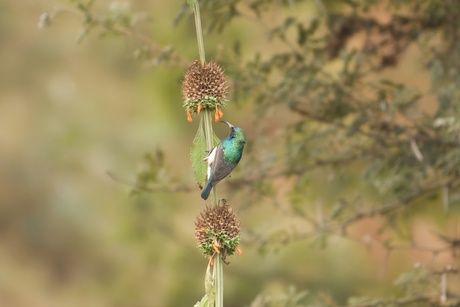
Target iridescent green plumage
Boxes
[201,121,246,200]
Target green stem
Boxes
[191,3,223,307]
[203,110,213,152]
[203,110,218,206]
[214,254,224,307]
[192,0,206,64]
[186,0,238,292]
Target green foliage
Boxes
[191,118,221,186]
[195,263,215,307]
[37,0,460,306]
[249,286,338,307]
[345,266,460,306]
[192,119,208,186]
[393,267,432,296]
[194,0,460,305]
[198,229,240,259]
[131,150,165,195]
[250,287,309,307]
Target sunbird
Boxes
[201,121,246,200]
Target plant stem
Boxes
[214,254,224,307]
[191,2,223,307]
[192,0,206,64]
[202,111,218,206]
[192,0,216,206]
[192,0,218,206]
[203,111,213,153]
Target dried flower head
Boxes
[182,60,228,122]
[195,199,241,264]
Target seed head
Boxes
[195,199,241,263]
[182,60,228,122]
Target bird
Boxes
[201,121,246,200]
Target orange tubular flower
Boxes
[218,108,223,119]
[236,246,242,255]
[197,103,202,114]
[213,238,221,254]
[187,108,193,122]
[215,109,220,122]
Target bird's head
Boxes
[221,121,246,142]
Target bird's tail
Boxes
[201,180,213,200]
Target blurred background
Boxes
[1,0,459,306]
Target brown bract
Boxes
[194,200,241,263]
[182,60,229,122]
[195,203,240,244]
[182,60,228,103]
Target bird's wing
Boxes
[203,146,216,162]
[204,146,217,180]
[211,146,235,184]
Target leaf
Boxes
[347,112,367,136]
[76,26,91,44]
[297,19,319,46]
[393,268,428,288]
[213,131,220,147]
[194,295,210,307]
[194,255,215,307]
[283,17,296,29]
[191,119,208,186]
[204,262,215,305]
[190,118,221,186]
[187,0,195,12]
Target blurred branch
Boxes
[341,178,456,229]
[46,1,188,66]
[326,11,456,68]
[243,177,459,252]
[343,295,438,307]
[107,171,195,193]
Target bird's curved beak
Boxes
[220,120,234,128]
